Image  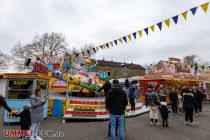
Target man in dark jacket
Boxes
[169,87,178,114]
[106,79,128,140]
[0,95,12,112]
[183,88,195,126]
[192,86,203,115]
[98,80,112,96]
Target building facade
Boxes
[93,60,145,79]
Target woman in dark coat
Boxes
[183,88,196,126]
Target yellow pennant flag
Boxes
[79,52,83,57]
[127,34,132,41]
[103,44,106,49]
[181,11,188,20]
[110,41,114,47]
[96,47,99,52]
[150,25,155,32]
[201,2,209,13]
[137,30,142,38]
[89,49,93,55]
[164,19,170,27]
[118,38,123,43]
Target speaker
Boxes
[25,58,31,66]
[108,71,111,76]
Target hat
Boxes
[113,79,119,85]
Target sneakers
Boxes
[184,121,189,126]
[195,113,199,116]
[155,122,160,126]
[150,122,154,125]
[189,122,193,126]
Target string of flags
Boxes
[75,1,209,57]
[182,64,210,71]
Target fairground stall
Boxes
[3,73,50,123]
[139,57,207,103]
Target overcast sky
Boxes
[0,0,209,66]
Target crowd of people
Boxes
[0,79,205,140]
[145,84,204,127]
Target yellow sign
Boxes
[13,80,28,85]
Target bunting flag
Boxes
[201,2,209,13]
[172,15,179,24]
[164,19,170,27]
[118,38,123,43]
[182,11,188,20]
[96,47,99,52]
[110,41,114,47]
[99,45,103,49]
[123,36,127,43]
[127,34,132,41]
[92,48,96,53]
[150,25,155,32]
[132,32,137,39]
[190,7,197,15]
[138,30,142,38]
[114,40,118,45]
[102,44,106,49]
[157,22,162,31]
[144,28,149,35]
[77,1,209,55]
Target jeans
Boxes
[108,120,118,137]
[110,114,125,140]
[30,122,41,140]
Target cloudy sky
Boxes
[0,0,209,66]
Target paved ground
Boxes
[1,102,210,140]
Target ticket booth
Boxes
[3,73,50,123]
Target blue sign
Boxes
[4,99,48,123]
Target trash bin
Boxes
[52,99,63,117]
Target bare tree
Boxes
[11,32,67,70]
[0,50,10,70]
[183,54,197,65]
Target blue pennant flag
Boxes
[106,43,109,48]
[87,50,90,55]
[92,48,96,53]
[122,36,127,43]
[114,40,118,45]
[172,15,179,24]
[132,32,137,39]
[157,22,162,31]
[99,45,103,49]
[190,7,197,15]
[144,28,149,35]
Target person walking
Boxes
[157,84,167,102]
[192,86,203,115]
[98,80,117,138]
[30,87,47,140]
[106,79,128,140]
[169,87,178,115]
[145,86,160,125]
[183,88,196,126]
[128,84,136,112]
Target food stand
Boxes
[3,73,50,123]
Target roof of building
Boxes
[97,60,145,70]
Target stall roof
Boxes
[3,73,51,80]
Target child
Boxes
[178,93,183,112]
[159,102,171,127]
[13,105,31,140]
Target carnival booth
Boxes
[3,73,50,123]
